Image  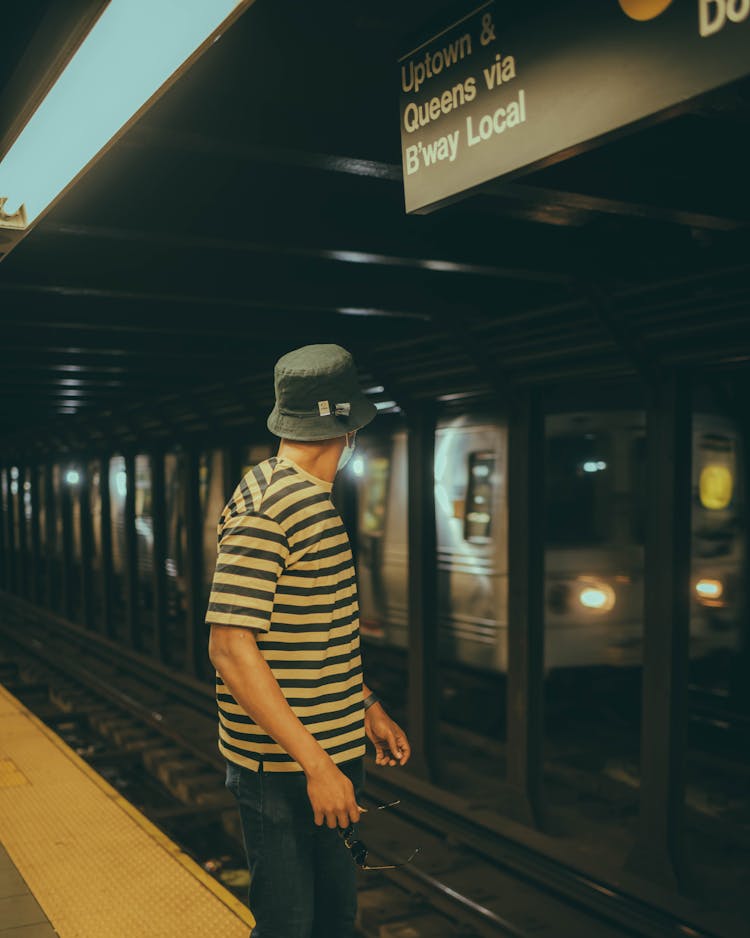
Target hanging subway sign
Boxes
[399,0,750,214]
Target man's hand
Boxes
[305,758,362,829]
[365,704,411,767]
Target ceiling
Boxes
[1,0,750,458]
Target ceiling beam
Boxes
[125,126,748,231]
[0,281,431,323]
[35,221,573,285]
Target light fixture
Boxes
[582,460,607,473]
[695,578,723,603]
[578,582,616,611]
[699,464,733,510]
[66,469,81,485]
[351,456,365,477]
[0,0,254,256]
[116,469,127,497]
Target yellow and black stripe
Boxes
[206,455,365,773]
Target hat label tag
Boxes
[317,400,331,416]
[335,402,351,416]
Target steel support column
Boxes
[60,471,74,619]
[79,463,95,630]
[5,467,18,594]
[44,463,56,610]
[151,451,168,665]
[0,468,7,592]
[185,450,205,678]
[729,415,750,713]
[406,403,440,782]
[29,464,41,604]
[16,466,29,599]
[123,453,139,649]
[99,456,115,639]
[626,371,691,891]
[505,387,546,828]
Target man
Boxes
[207,344,411,938]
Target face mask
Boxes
[337,431,357,474]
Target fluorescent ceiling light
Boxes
[0,0,250,236]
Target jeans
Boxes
[225,757,365,938]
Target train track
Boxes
[0,596,741,938]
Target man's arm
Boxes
[209,623,362,829]
[210,624,331,774]
[360,679,411,767]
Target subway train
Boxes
[83,412,743,675]
[352,411,745,673]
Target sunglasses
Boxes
[337,800,421,872]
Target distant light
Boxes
[328,250,384,265]
[364,386,385,395]
[699,464,733,510]
[116,469,127,497]
[582,460,607,473]
[579,583,615,611]
[472,464,490,478]
[65,469,80,485]
[421,259,463,272]
[696,578,723,600]
[0,0,249,234]
[351,456,365,477]
[375,400,398,411]
[9,481,18,496]
[10,467,19,480]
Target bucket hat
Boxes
[267,344,378,441]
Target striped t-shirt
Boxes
[206,454,365,773]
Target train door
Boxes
[434,420,507,672]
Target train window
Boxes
[546,434,612,545]
[464,451,495,542]
[362,456,390,536]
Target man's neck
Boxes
[277,438,345,484]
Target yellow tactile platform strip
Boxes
[0,684,253,937]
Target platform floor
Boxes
[0,684,252,937]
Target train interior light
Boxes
[0,0,251,239]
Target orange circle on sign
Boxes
[618,0,674,20]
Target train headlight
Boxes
[695,578,723,604]
[578,583,615,612]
